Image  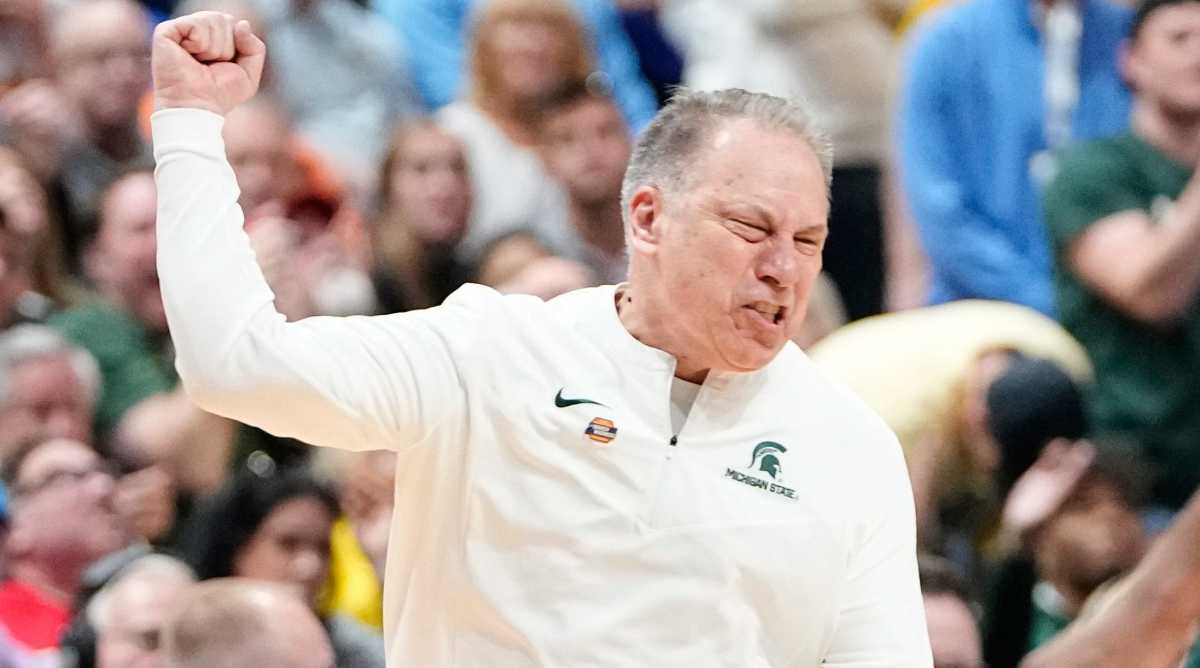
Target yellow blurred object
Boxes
[324,516,384,630]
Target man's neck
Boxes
[1132,101,1200,166]
[570,197,625,256]
[614,282,709,383]
[9,561,79,607]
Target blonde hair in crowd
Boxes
[466,0,595,116]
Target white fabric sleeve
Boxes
[822,434,934,667]
[153,107,478,451]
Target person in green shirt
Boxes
[49,170,234,494]
[1042,0,1200,510]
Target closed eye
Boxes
[729,219,769,241]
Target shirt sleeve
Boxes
[1042,143,1145,252]
[152,108,483,452]
[822,432,933,667]
[896,21,1054,314]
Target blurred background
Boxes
[1,0,1197,666]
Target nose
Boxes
[292,548,325,586]
[755,238,804,289]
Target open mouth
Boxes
[745,302,786,328]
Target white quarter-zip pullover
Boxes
[153,108,932,667]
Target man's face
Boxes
[53,0,150,131]
[1124,6,1200,118]
[924,594,984,668]
[92,173,163,331]
[1036,477,1145,597]
[223,105,298,216]
[9,440,128,568]
[629,119,828,376]
[3,354,93,444]
[96,573,192,668]
[388,127,472,246]
[489,18,569,104]
[541,97,631,209]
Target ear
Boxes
[1118,39,1140,92]
[626,185,664,256]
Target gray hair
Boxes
[87,554,196,631]
[620,88,834,220]
[0,324,102,408]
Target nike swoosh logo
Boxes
[555,388,608,408]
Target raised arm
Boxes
[151,13,475,451]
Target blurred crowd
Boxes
[0,0,1198,666]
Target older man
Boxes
[150,12,931,667]
[0,438,132,652]
[163,579,334,668]
[0,324,98,458]
[88,554,195,668]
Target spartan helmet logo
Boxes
[749,441,787,480]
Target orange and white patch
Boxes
[584,417,617,444]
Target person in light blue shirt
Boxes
[371,0,658,131]
[897,0,1132,315]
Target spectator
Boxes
[982,440,1148,668]
[372,0,657,130]
[808,300,1092,547]
[181,468,385,668]
[370,121,473,313]
[325,450,395,631]
[897,0,1132,314]
[0,438,132,653]
[0,324,98,459]
[1019,489,1200,668]
[661,0,906,320]
[1041,0,1200,510]
[535,79,630,284]
[0,148,68,325]
[222,99,374,319]
[50,171,235,495]
[1,0,154,269]
[0,325,178,547]
[247,0,421,192]
[920,555,985,668]
[221,98,304,223]
[162,579,334,668]
[88,554,195,668]
[437,0,593,260]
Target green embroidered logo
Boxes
[724,441,797,501]
[749,441,787,480]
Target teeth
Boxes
[752,303,781,316]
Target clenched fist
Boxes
[151,12,265,116]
